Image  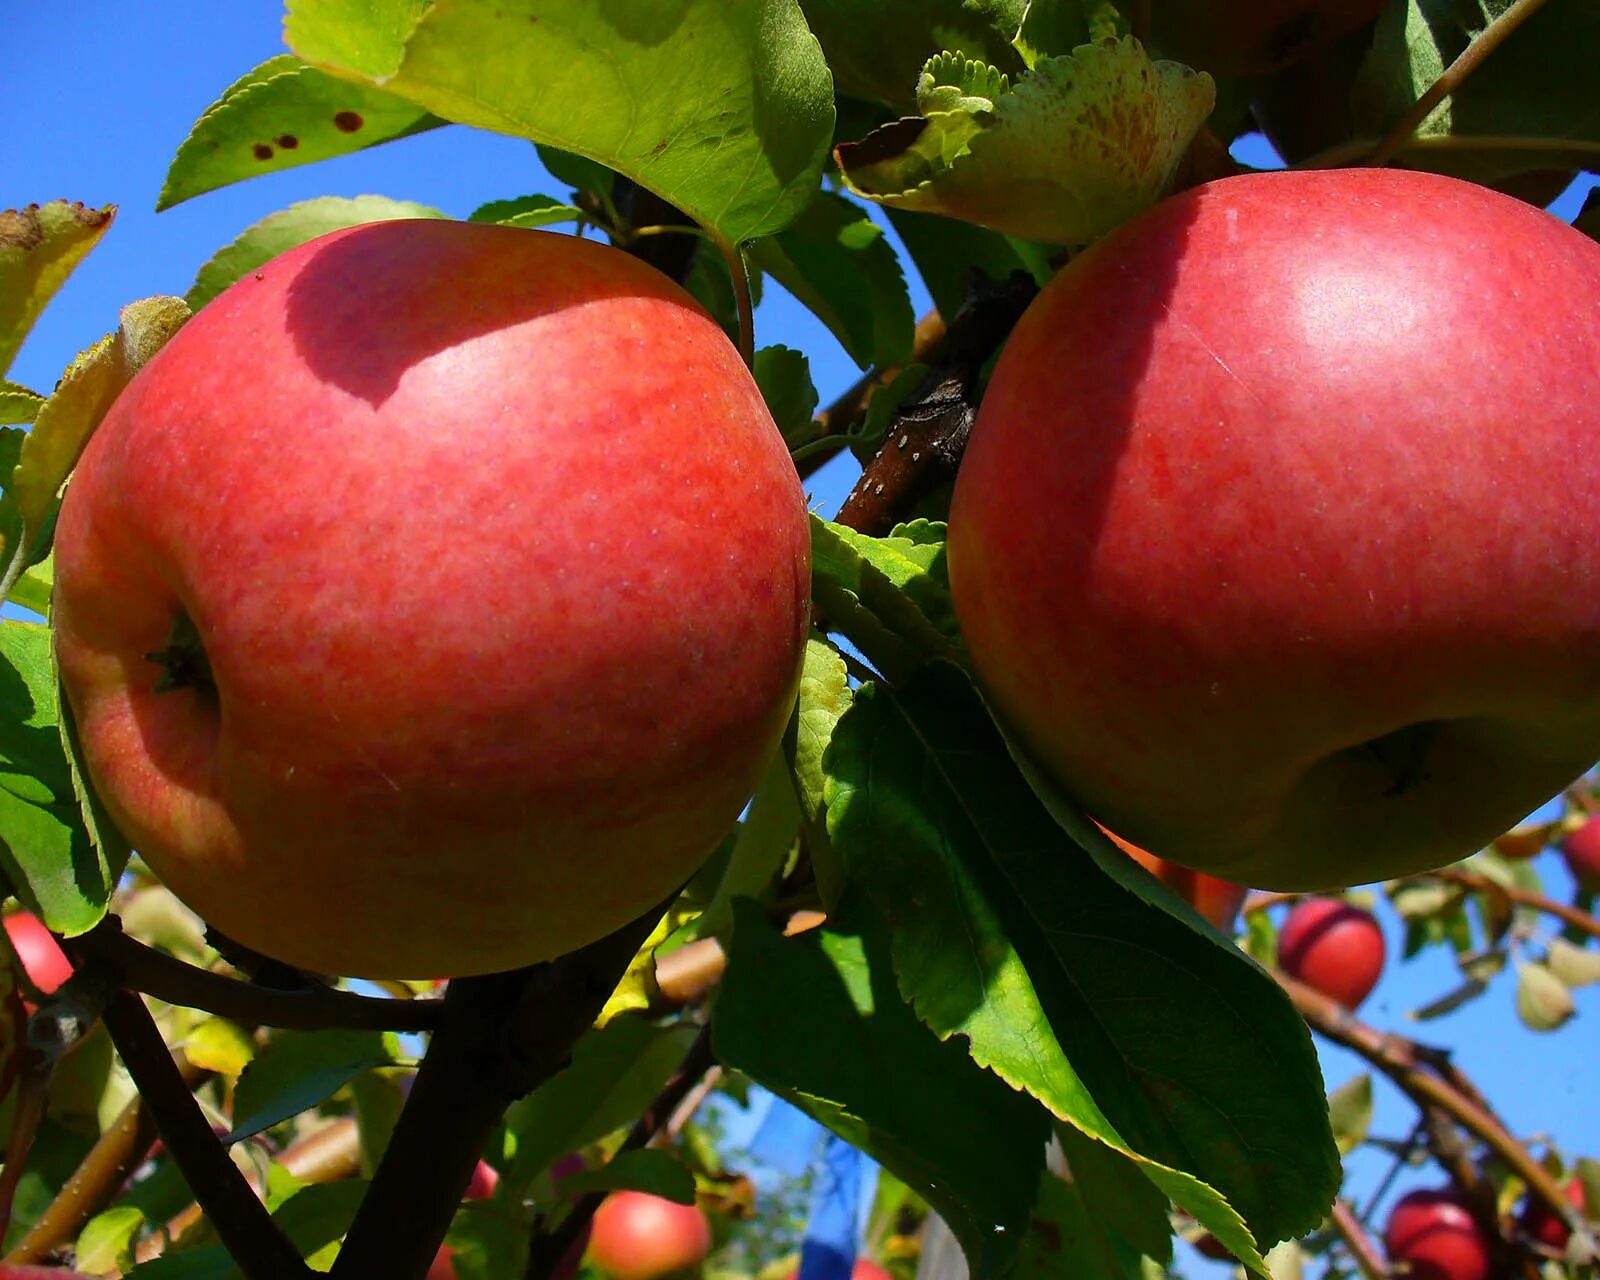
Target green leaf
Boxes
[795,0,1028,110]
[1014,1169,1146,1280]
[1353,0,1600,183]
[76,1205,146,1274]
[886,207,1041,322]
[128,1248,237,1279]
[696,751,799,938]
[809,515,963,682]
[0,620,119,932]
[230,1030,398,1141]
[182,1017,257,1081]
[1054,1124,1174,1265]
[285,0,834,243]
[1014,0,1128,67]
[837,39,1213,245]
[753,346,820,450]
[159,55,444,210]
[186,196,448,311]
[823,664,1339,1258]
[466,194,586,229]
[713,896,1050,1273]
[0,201,115,377]
[536,144,617,196]
[504,1017,698,1192]
[786,636,853,910]
[556,1149,697,1203]
[0,382,43,427]
[1326,1074,1374,1157]
[748,191,914,370]
[270,1178,370,1258]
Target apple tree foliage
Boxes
[0,1,1598,1278]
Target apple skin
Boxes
[1100,827,1249,933]
[947,168,1600,892]
[1152,0,1388,77]
[52,219,811,979]
[1559,817,1600,892]
[3,913,74,1009]
[1383,1188,1494,1280]
[1275,898,1384,1009]
[1519,1175,1587,1250]
[588,1191,712,1280]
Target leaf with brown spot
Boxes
[0,201,115,377]
[159,54,444,210]
[836,38,1213,245]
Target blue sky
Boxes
[9,5,1598,1271]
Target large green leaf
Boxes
[285,0,834,243]
[503,1017,698,1192]
[159,55,444,210]
[836,40,1213,245]
[0,202,114,377]
[1352,0,1600,182]
[230,1030,399,1141]
[714,897,1049,1274]
[823,665,1340,1260]
[0,620,119,933]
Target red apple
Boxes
[3,912,74,1009]
[588,1190,712,1280]
[1383,1188,1493,1280]
[1275,898,1384,1009]
[1559,817,1600,892]
[1520,1175,1588,1250]
[947,169,1600,892]
[52,219,811,979]
[0,1269,98,1278]
[426,1160,500,1280]
[1102,826,1250,933]
[1152,0,1388,77]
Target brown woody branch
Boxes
[101,989,313,1280]
[1420,868,1600,943]
[69,915,443,1032]
[1328,1199,1388,1280]
[1277,971,1590,1250]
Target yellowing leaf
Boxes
[1515,962,1575,1033]
[183,1017,258,1080]
[0,202,115,376]
[837,38,1213,245]
[12,295,190,535]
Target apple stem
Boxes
[1365,0,1554,167]
[145,608,216,698]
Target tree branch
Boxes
[1278,971,1589,1248]
[2,1054,211,1265]
[330,903,668,1280]
[1328,1199,1388,1280]
[70,916,443,1031]
[525,1025,717,1280]
[100,990,313,1280]
[1422,868,1600,943]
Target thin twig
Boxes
[1279,971,1588,1247]
[1329,1199,1388,1280]
[101,990,312,1280]
[71,916,443,1031]
[1366,0,1554,166]
[1422,868,1600,943]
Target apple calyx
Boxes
[145,609,215,698]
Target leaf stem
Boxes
[1365,0,1553,166]
[101,989,314,1280]
[717,235,756,371]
